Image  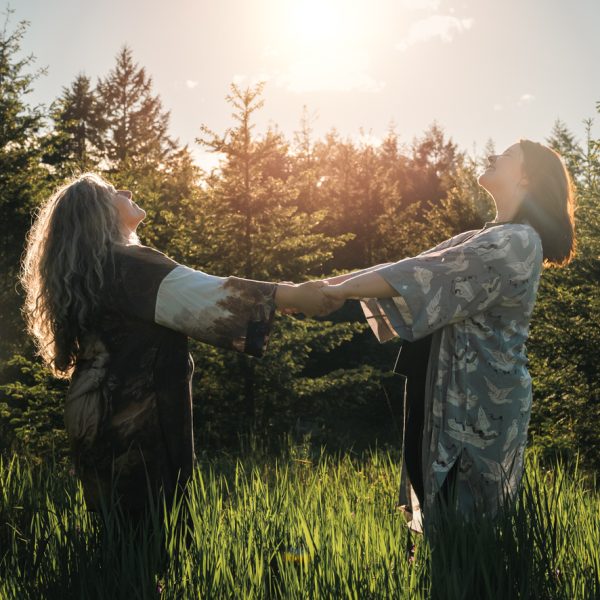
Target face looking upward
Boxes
[478,142,529,221]
[111,188,146,236]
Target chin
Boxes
[477,171,494,194]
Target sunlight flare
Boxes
[271,0,382,93]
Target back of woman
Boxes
[21,173,309,516]
[66,244,196,515]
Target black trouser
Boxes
[397,336,459,509]
[396,336,430,506]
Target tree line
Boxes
[0,14,598,469]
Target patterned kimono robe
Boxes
[361,222,543,533]
[64,244,276,514]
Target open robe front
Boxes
[64,245,277,513]
[361,223,543,532]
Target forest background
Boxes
[1,14,598,473]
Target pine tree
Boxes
[0,12,63,456]
[291,105,322,213]
[407,122,460,209]
[95,46,175,170]
[546,119,584,183]
[313,131,362,269]
[527,117,600,468]
[197,83,342,281]
[0,11,51,356]
[121,144,207,264]
[194,83,370,438]
[44,73,103,174]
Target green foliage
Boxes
[192,316,383,450]
[43,73,104,175]
[0,353,69,459]
[96,45,176,169]
[197,83,347,280]
[526,119,600,467]
[192,83,366,434]
[0,10,53,358]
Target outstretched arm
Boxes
[322,271,398,301]
[323,263,392,285]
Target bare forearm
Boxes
[274,283,297,310]
[333,272,397,300]
[325,263,392,285]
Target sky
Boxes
[6,0,600,170]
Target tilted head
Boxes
[21,173,144,377]
[478,140,576,267]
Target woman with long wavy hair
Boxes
[320,139,576,534]
[21,172,336,517]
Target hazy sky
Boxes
[7,0,600,169]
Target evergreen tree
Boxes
[406,122,459,208]
[197,83,342,281]
[527,118,600,468]
[0,12,62,456]
[44,73,103,174]
[546,119,584,183]
[313,131,362,269]
[194,83,372,438]
[95,46,175,170]
[0,11,51,356]
[291,105,323,213]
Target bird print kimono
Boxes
[360,222,543,533]
[64,244,277,514]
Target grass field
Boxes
[1,441,598,599]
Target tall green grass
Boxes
[1,443,598,599]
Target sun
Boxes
[268,0,380,93]
[289,0,340,47]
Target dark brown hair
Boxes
[515,139,576,267]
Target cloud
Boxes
[517,93,535,106]
[493,94,535,111]
[185,80,199,89]
[397,15,474,51]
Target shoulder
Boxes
[104,245,186,320]
[464,224,543,269]
[446,229,481,246]
[111,244,182,294]
[470,223,541,249]
[418,229,480,255]
[113,244,178,267]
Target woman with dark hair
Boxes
[320,139,576,533]
[21,173,338,516]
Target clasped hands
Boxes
[276,279,347,317]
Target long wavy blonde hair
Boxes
[21,173,136,378]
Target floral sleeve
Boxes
[361,225,542,342]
